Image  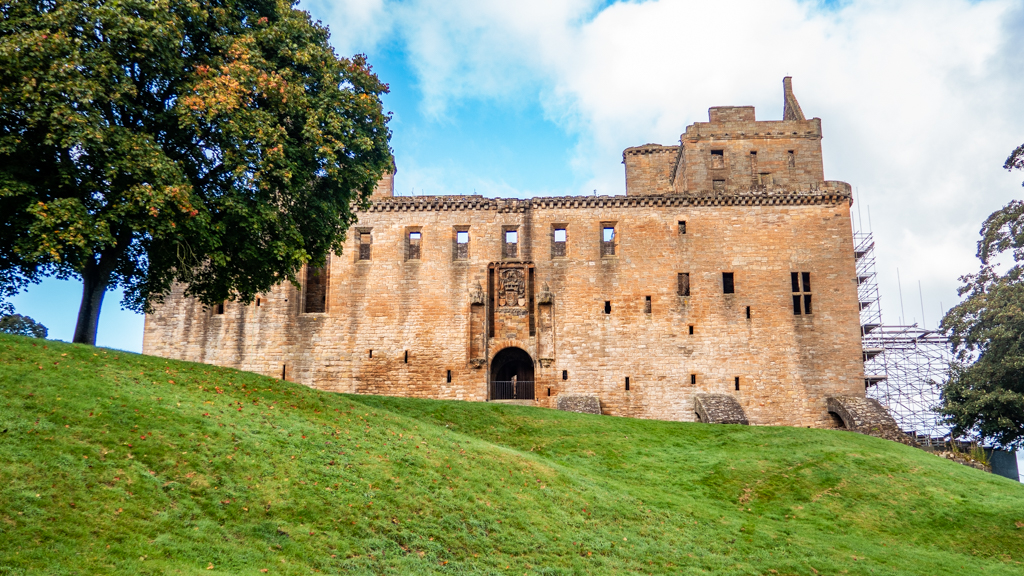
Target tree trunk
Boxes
[72,258,112,345]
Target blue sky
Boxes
[10,0,1024,356]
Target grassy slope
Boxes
[0,334,1021,575]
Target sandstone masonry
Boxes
[144,78,868,428]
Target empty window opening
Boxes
[404,350,408,364]
[788,150,796,167]
[746,306,751,319]
[303,263,328,313]
[722,272,735,294]
[688,325,694,335]
[601,226,616,256]
[710,149,724,169]
[678,220,687,235]
[791,271,813,315]
[407,231,421,260]
[255,298,261,307]
[368,349,373,359]
[625,377,630,391]
[604,301,611,314]
[552,227,567,258]
[713,179,725,191]
[547,387,551,397]
[735,377,740,391]
[562,370,568,381]
[455,230,469,260]
[215,302,225,315]
[281,364,286,380]
[678,272,690,297]
[690,374,696,385]
[446,370,452,383]
[504,229,518,258]
[644,295,652,314]
[359,231,371,260]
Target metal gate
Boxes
[490,380,535,400]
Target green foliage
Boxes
[1,334,1022,575]
[940,199,1024,447]
[1006,143,1024,187]
[0,313,47,338]
[0,0,392,342]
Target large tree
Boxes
[0,0,392,344]
[940,144,1024,449]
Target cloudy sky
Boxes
[11,0,1024,352]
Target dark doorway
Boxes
[490,347,535,400]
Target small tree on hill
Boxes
[0,313,47,338]
[940,143,1024,449]
[0,0,392,345]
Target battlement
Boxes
[625,77,827,195]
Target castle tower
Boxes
[624,77,826,195]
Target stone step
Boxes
[489,399,536,406]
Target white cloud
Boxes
[307,0,1024,323]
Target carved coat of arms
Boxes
[497,268,526,307]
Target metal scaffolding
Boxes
[854,232,953,437]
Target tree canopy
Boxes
[0,0,392,344]
[940,145,1024,449]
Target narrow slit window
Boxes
[746,306,751,319]
[368,349,373,359]
[722,272,735,294]
[678,272,690,297]
[281,364,286,380]
[455,230,469,260]
[735,377,740,391]
[788,150,796,167]
[504,230,518,258]
[688,325,694,335]
[404,350,408,364]
[552,227,567,258]
[604,301,611,314]
[792,271,813,315]
[562,370,568,380]
[407,231,421,260]
[690,374,696,385]
[215,302,225,315]
[255,298,261,307]
[547,387,551,397]
[625,377,630,391]
[644,295,652,314]
[446,370,452,383]
[678,220,687,235]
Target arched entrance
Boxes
[490,347,535,400]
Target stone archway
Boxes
[490,347,535,400]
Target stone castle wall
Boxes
[143,77,867,428]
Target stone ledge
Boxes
[694,393,749,425]
[555,394,601,415]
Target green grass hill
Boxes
[1,333,1022,575]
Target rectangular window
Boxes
[303,262,328,313]
[746,305,751,319]
[688,325,694,335]
[678,273,690,297]
[792,271,813,315]
[455,230,469,260]
[601,225,616,257]
[604,301,611,314]
[678,220,687,235]
[215,302,225,315]
[625,377,630,391]
[562,370,568,380]
[713,179,725,191]
[552,227,567,258]
[358,231,371,260]
[722,272,735,294]
[690,374,696,385]
[255,298,261,307]
[503,229,518,258]
[735,377,740,391]
[404,350,408,364]
[446,370,452,383]
[711,149,724,169]
[407,231,421,260]
[788,150,796,167]
[644,295,652,314]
